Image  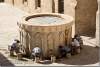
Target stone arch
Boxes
[47,32,54,51]
[59,31,65,46]
[34,32,42,48]
[65,29,69,45]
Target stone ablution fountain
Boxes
[18,13,73,57]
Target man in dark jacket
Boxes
[58,45,71,58]
[8,39,20,56]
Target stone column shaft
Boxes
[27,0,36,13]
[96,0,100,47]
[54,0,58,13]
[64,0,77,37]
[64,0,77,17]
[5,0,13,4]
[14,0,23,6]
[41,0,53,13]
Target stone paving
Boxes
[0,3,28,49]
[0,3,99,66]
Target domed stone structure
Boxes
[18,13,73,57]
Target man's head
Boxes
[72,38,74,42]
[74,34,80,38]
[59,45,63,48]
[74,34,78,38]
[14,39,20,43]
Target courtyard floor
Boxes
[0,3,99,66]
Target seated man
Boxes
[58,45,71,58]
[8,39,20,56]
[71,38,76,55]
[48,49,56,63]
[74,34,83,49]
[58,45,65,58]
[63,46,71,58]
[71,38,80,54]
[31,46,41,62]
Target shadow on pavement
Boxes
[0,52,15,66]
[56,45,99,65]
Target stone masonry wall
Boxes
[75,0,98,36]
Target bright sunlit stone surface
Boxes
[28,16,64,25]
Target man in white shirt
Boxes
[74,34,83,49]
[71,38,80,54]
[74,38,80,47]
[31,46,41,62]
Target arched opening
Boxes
[36,0,41,9]
[58,0,64,13]
[37,0,41,7]
[0,0,4,2]
[23,0,26,3]
[52,0,55,13]
[24,0,28,6]
[12,0,14,5]
[47,33,54,51]
[34,32,42,48]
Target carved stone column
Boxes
[14,0,23,7]
[27,0,36,13]
[54,0,58,13]
[64,0,77,37]
[41,0,53,13]
[64,0,77,17]
[5,0,14,5]
[96,0,100,47]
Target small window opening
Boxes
[58,0,64,14]
[36,0,41,9]
[0,0,4,2]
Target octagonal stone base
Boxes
[18,13,73,57]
